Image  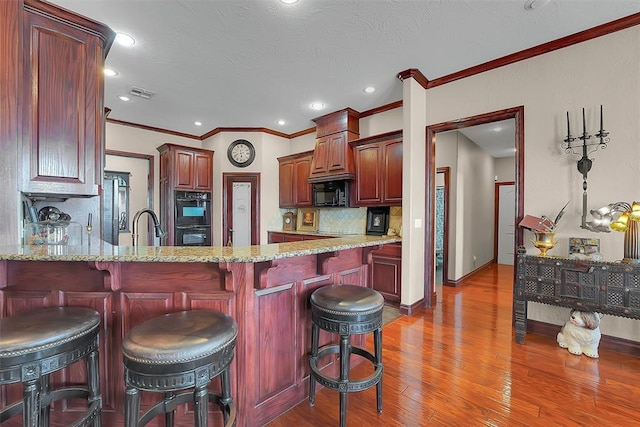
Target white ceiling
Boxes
[50,0,639,150]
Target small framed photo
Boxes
[366,207,390,235]
[569,237,600,257]
[297,208,319,232]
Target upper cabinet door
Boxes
[159,144,214,192]
[351,131,402,207]
[382,139,403,205]
[193,152,213,190]
[20,8,110,197]
[278,151,313,208]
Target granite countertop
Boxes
[0,235,400,263]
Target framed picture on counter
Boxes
[366,207,389,235]
[297,208,319,232]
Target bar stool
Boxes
[122,310,237,427]
[0,307,102,426]
[308,285,384,427]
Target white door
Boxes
[497,184,516,265]
[232,182,251,246]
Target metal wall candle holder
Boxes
[561,105,611,230]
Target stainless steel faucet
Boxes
[131,209,165,246]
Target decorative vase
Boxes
[622,220,640,264]
[532,231,556,257]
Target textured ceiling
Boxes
[50,0,639,143]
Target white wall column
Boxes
[399,73,427,309]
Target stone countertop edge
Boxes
[0,235,400,263]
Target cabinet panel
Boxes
[21,10,107,196]
[278,160,295,208]
[175,149,195,189]
[194,152,213,190]
[278,151,313,208]
[293,156,313,206]
[61,292,114,410]
[255,285,296,403]
[351,131,402,207]
[370,243,402,302]
[310,137,329,175]
[353,144,382,204]
[383,140,403,204]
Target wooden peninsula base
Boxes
[0,237,395,426]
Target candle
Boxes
[600,104,603,131]
[87,213,92,227]
[582,107,586,136]
[566,111,571,136]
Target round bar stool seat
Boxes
[0,307,102,426]
[308,285,384,427]
[123,310,237,427]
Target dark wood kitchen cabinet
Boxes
[158,144,213,192]
[278,150,313,208]
[267,232,333,243]
[369,242,402,302]
[308,108,360,183]
[157,144,214,245]
[19,0,115,197]
[351,130,403,207]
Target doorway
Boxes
[425,106,524,308]
[104,150,154,245]
[496,182,516,265]
[222,173,260,246]
[435,167,450,286]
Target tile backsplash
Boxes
[271,206,402,235]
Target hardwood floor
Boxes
[267,263,640,426]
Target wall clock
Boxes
[227,139,255,168]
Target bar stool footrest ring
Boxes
[309,344,383,393]
[137,391,236,427]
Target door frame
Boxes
[424,106,524,308]
[222,173,260,246]
[105,149,154,245]
[494,181,516,263]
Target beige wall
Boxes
[494,156,515,182]
[415,26,640,340]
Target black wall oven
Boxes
[175,191,211,246]
[175,191,211,226]
[175,226,210,246]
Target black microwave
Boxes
[313,181,349,208]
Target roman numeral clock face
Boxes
[227,139,256,167]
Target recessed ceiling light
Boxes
[104,68,118,77]
[115,32,135,47]
[194,121,202,126]
[364,86,376,94]
[310,102,325,110]
[280,0,299,4]
[524,0,550,10]
[277,120,286,126]
[493,126,502,132]
[118,95,130,102]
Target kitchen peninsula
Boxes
[0,235,397,426]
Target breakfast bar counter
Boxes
[0,236,397,427]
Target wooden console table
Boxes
[514,248,640,344]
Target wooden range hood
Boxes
[308,108,360,183]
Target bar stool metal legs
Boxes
[122,310,237,427]
[308,285,384,427]
[0,307,102,427]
